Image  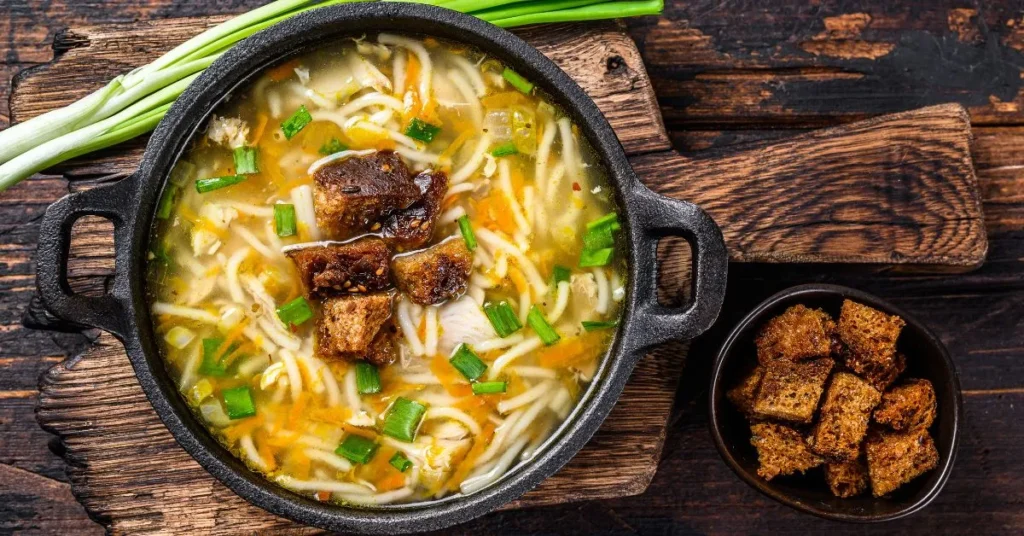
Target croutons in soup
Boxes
[146,34,626,505]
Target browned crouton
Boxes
[313,151,420,238]
[317,292,395,364]
[750,422,824,480]
[726,366,764,415]
[286,237,391,299]
[874,379,937,431]
[756,304,836,364]
[810,372,881,461]
[837,300,906,389]
[382,169,448,250]
[364,322,397,367]
[752,358,834,424]
[391,237,473,305]
[865,428,939,496]
[825,457,870,498]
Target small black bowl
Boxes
[709,284,963,522]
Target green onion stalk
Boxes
[0,0,662,192]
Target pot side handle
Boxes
[621,187,728,356]
[36,176,137,339]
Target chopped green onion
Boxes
[502,68,535,94]
[404,118,442,143]
[389,452,412,472]
[195,174,245,194]
[583,225,616,251]
[274,203,297,237]
[318,137,348,155]
[382,397,427,442]
[336,435,378,464]
[472,381,508,395]
[587,212,620,232]
[579,247,614,267]
[552,265,571,284]
[490,142,518,157]
[484,301,522,338]
[156,184,179,219]
[281,105,312,140]
[276,296,313,327]
[449,344,487,381]
[222,386,256,420]
[579,212,620,266]
[582,319,618,331]
[457,215,477,250]
[527,305,560,345]
[199,338,233,377]
[232,146,259,174]
[355,362,381,395]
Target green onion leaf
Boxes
[587,212,620,232]
[276,296,313,327]
[281,105,312,140]
[156,184,179,220]
[222,386,256,420]
[527,305,560,345]
[382,397,427,443]
[579,247,614,267]
[490,142,518,157]
[199,338,235,377]
[404,118,442,143]
[582,225,616,251]
[274,203,297,237]
[318,137,348,156]
[552,265,571,284]
[389,452,413,472]
[502,68,535,94]
[355,362,382,395]
[195,174,246,194]
[472,381,508,395]
[484,301,522,338]
[336,435,378,464]
[457,215,477,250]
[582,319,618,331]
[232,146,259,174]
[449,344,487,381]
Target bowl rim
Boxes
[708,283,963,523]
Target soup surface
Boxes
[147,34,625,505]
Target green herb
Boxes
[527,305,560,345]
[281,105,312,140]
[483,302,522,338]
[276,296,313,327]
[222,386,256,419]
[389,452,413,472]
[578,247,614,267]
[449,344,487,381]
[490,142,518,157]
[355,362,382,395]
[502,68,535,94]
[582,319,618,331]
[336,435,378,464]
[581,212,620,252]
[156,184,179,219]
[472,381,508,395]
[232,146,259,174]
[199,338,237,377]
[382,397,427,442]
[457,215,477,250]
[404,118,442,143]
[552,265,571,284]
[274,203,297,237]
[318,137,348,155]
[195,174,246,194]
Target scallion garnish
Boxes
[457,215,477,250]
[281,105,312,140]
[582,319,618,331]
[199,338,234,377]
[382,397,427,442]
[578,212,620,266]
[274,203,297,237]
[490,142,518,157]
[484,301,522,338]
[156,184,179,219]
[450,344,487,381]
[527,305,560,345]
[222,386,256,419]
[232,146,259,174]
[195,174,246,194]
[318,137,348,155]
[552,265,571,284]
[578,247,614,267]
[389,452,412,472]
[276,296,313,328]
[502,68,535,94]
[336,435,378,464]
[472,381,508,395]
[355,362,382,395]
[404,118,442,143]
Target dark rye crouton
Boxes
[755,304,836,364]
[391,237,473,305]
[837,300,906,390]
[382,169,448,250]
[874,379,937,431]
[726,366,764,415]
[313,151,420,238]
[317,292,397,366]
[865,428,939,496]
[286,237,391,299]
[750,422,824,480]
[752,358,834,424]
[810,372,882,462]
[825,457,870,498]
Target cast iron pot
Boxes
[35,3,728,533]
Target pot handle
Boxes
[621,187,728,356]
[35,176,137,339]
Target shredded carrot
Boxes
[445,423,496,491]
[376,472,407,492]
[214,319,249,363]
[340,423,377,439]
[222,414,265,442]
[308,406,354,426]
[508,266,530,297]
[250,113,269,145]
[474,192,517,235]
[268,59,300,82]
[430,354,472,397]
[537,331,606,369]
[257,437,279,471]
[287,393,309,430]
[314,491,331,502]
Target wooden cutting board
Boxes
[14,15,985,535]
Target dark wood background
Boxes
[1,1,1022,534]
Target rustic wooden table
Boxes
[1,1,1022,534]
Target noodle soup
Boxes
[147,34,626,505]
